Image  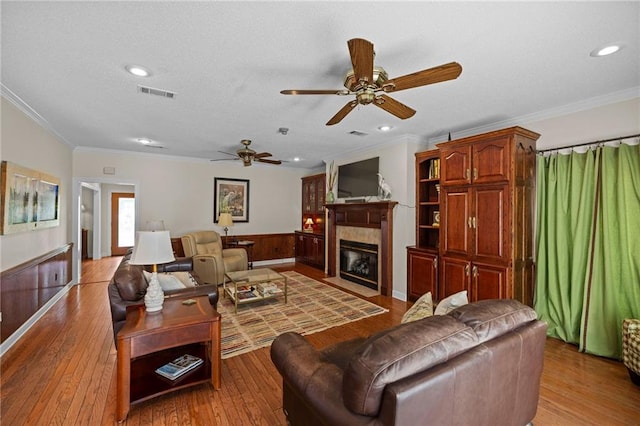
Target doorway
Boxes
[110,192,135,256]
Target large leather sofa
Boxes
[107,251,219,347]
[271,299,547,426]
[181,230,248,285]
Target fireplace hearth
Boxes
[339,239,378,290]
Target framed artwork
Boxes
[1,161,61,235]
[214,177,249,222]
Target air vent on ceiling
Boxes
[137,84,176,99]
[349,130,369,137]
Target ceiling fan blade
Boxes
[256,158,282,165]
[374,94,416,119]
[217,150,237,157]
[280,89,348,95]
[326,100,358,126]
[253,152,273,159]
[348,38,374,85]
[383,62,463,92]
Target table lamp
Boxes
[218,212,233,238]
[129,231,175,312]
[304,217,314,232]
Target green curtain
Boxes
[581,143,640,358]
[535,142,640,359]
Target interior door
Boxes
[111,192,135,256]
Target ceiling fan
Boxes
[212,139,282,167]
[281,38,462,125]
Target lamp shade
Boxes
[305,218,314,226]
[218,212,233,227]
[129,231,175,265]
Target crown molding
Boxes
[1,83,74,148]
[430,86,640,144]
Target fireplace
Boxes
[339,240,378,290]
[326,201,397,296]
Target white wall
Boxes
[527,97,640,149]
[0,97,73,271]
[72,149,307,241]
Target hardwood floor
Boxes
[1,257,638,425]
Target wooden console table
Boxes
[116,296,221,422]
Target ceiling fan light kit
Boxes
[281,38,462,125]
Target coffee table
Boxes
[116,296,221,422]
[224,268,288,313]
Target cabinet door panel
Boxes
[407,249,438,301]
[302,181,311,213]
[315,176,325,213]
[474,186,507,260]
[440,146,471,186]
[472,263,508,301]
[442,189,470,256]
[312,236,325,268]
[472,137,509,184]
[439,257,469,301]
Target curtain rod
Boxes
[537,133,640,154]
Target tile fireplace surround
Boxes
[326,202,398,296]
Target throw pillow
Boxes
[401,292,433,323]
[434,290,468,316]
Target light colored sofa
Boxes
[181,230,248,285]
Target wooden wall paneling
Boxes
[0,243,73,342]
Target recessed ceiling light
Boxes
[378,125,393,132]
[293,157,300,162]
[590,43,624,57]
[137,138,152,145]
[126,65,151,77]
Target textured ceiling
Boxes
[2,1,638,169]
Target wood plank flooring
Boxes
[1,257,638,425]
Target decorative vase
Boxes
[326,190,335,203]
[144,272,165,312]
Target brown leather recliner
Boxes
[181,230,248,285]
[271,299,547,426]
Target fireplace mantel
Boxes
[326,201,397,296]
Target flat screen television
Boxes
[337,157,379,199]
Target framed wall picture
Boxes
[214,177,249,223]
[1,161,61,235]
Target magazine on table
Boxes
[236,290,259,300]
[155,354,203,380]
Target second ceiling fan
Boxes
[213,140,282,167]
[281,38,462,125]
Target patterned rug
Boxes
[219,271,387,358]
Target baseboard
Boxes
[253,258,295,267]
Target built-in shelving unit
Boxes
[407,150,440,301]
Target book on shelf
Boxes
[236,290,259,300]
[257,282,281,296]
[155,354,203,380]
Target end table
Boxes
[116,296,221,422]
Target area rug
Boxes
[219,271,387,358]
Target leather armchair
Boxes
[181,230,248,285]
[271,299,547,426]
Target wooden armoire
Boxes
[407,126,539,306]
